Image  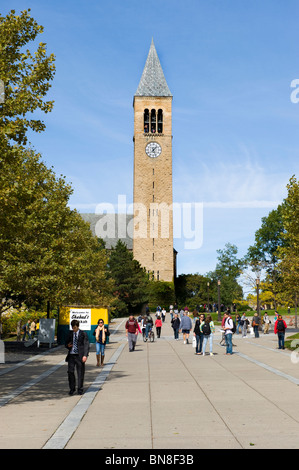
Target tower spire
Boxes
[135,40,172,97]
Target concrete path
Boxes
[1,316,299,449]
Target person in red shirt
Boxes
[274,315,287,349]
[155,315,163,338]
[125,316,139,352]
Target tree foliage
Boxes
[0,9,55,145]
[108,241,149,316]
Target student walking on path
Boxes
[200,315,215,356]
[65,319,90,395]
[180,311,193,344]
[125,316,139,351]
[274,315,287,349]
[93,318,110,366]
[223,312,234,355]
[240,313,248,338]
[252,313,261,338]
[263,312,271,334]
[171,313,180,340]
[155,315,162,338]
[193,313,205,355]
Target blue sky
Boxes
[3,0,299,280]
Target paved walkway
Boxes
[1,316,299,449]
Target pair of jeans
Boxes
[225,333,233,354]
[195,333,203,353]
[278,332,285,349]
[145,324,152,338]
[253,325,259,338]
[173,328,179,339]
[96,342,105,355]
[202,334,213,354]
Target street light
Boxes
[217,280,221,321]
[256,278,260,317]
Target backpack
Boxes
[277,319,285,332]
[202,322,211,335]
[225,317,236,334]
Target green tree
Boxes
[108,241,149,316]
[147,280,175,311]
[208,243,244,309]
[278,176,299,304]
[175,273,211,311]
[0,9,55,145]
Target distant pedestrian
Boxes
[240,313,248,337]
[65,320,90,395]
[125,315,139,351]
[93,318,110,366]
[200,315,215,356]
[29,320,36,339]
[161,308,166,322]
[263,312,270,334]
[274,315,287,349]
[171,313,180,340]
[22,321,30,341]
[223,312,234,355]
[193,313,205,355]
[155,315,162,338]
[235,313,241,334]
[252,313,261,338]
[180,311,192,344]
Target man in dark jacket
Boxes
[65,320,90,395]
[171,313,180,340]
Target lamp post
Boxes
[256,278,260,317]
[217,280,221,321]
[207,282,210,313]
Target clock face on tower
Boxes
[145,142,162,158]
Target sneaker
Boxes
[184,340,186,344]
[210,353,214,356]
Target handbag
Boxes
[192,336,196,348]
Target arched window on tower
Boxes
[144,109,149,133]
[158,109,163,133]
[151,109,156,133]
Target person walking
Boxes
[155,315,162,338]
[252,312,261,338]
[180,311,192,344]
[93,318,110,366]
[274,315,287,349]
[240,313,248,338]
[171,313,180,340]
[263,312,270,334]
[144,312,154,341]
[65,319,90,395]
[200,314,215,356]
[235,313,241,334]
[193,313,205,355]
[125,315,139,351]
[223,311,234,355]
[29,320,36,339]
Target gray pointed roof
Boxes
[135,39,172,97]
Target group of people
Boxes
[65,309,289,396]
[22,319,38,340]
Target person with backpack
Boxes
[223,311,234,355]
[200,315,215,356]
[252,313,261,338]
[125,315,139,351]
[274,315,287,349]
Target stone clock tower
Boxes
[133,40,174,282]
